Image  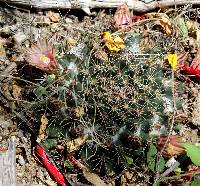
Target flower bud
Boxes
[114,4,132,29]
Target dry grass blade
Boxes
[37,114,48,143]
[82,168,108,186]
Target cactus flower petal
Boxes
[26,39,58,73]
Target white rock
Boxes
[65,17,73,23]
[165,157,177,168]
[18,155,26,166]
[1,117,12,129]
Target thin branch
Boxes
[1,0,200,12]
[154,70,177,184]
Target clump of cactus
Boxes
[22,33,173,178]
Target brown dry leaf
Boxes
[196,29,200,44]
[66,135,88,153]
[2,83,12,100]
[47,11,61,22]
[35,16,51,26]
[190,49,200,68]
[82,168,108,186]
[12,81,22,100]
[0,38,7,62]
[146,13,172,35]
[121,172,133,186]
[92,40,109,62]
[177,52,189,66]
[140,35,154,52]
[186,20,199,32]
[95,48,109,63]
[121,170,144,185]
[114,3,132,29]
[37,114,48,143]
[180,126,200,143]
[157,16,172,35]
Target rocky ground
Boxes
[0,3,200,186]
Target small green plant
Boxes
[147,144,165,173]
[183,143,200,166]
[191,179,200,186]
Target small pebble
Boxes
[18,130,24,138]
[1,121,12,129]
[17,155,26,166]
[65,17,73,24]
[17,172,24,177]
[165,157,177,168]
[1,26,11,34]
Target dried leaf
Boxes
[12,81,22,100]
[196,29,200,44]
[66,135,88,153]
[0,146,7,153]
[37,114,48,143]
[0,38,7,61]
[95,48,109,63]
[177,52,189,66]
[157,16,172,35]
[2,83,12,100]
[114,3,132,29]
[47,11,61,22]
[102,32,125,52]
[190,50,200,68]
[146,13,172,35]
[83,168,108,186]
[186,20,199,32]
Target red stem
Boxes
[35,144,68,186]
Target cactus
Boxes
[23,34,173,177]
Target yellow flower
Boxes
[167,53,177,71]
[101,32,125,52]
